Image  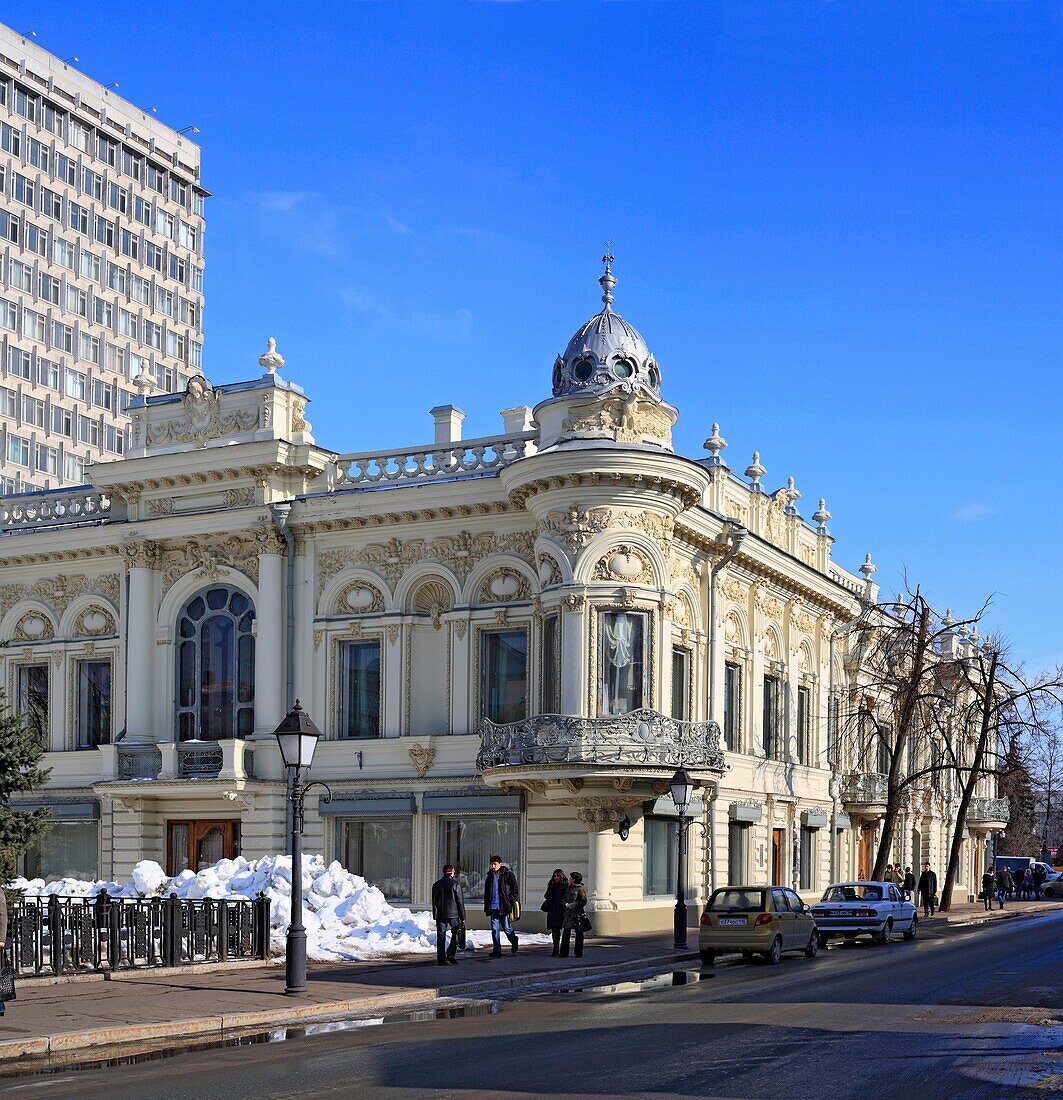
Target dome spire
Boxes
[599,245,616,311]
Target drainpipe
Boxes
[269,502,296,712]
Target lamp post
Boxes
[669,767,695,948]
[274,700,331,995]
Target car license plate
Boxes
[718,917,746,926]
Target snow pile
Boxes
[10,855,550,962]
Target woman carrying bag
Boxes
[0,887,12,1016]
[542,868,568,956]
[559,872,589,959]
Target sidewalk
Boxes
[933,896,1058,926]
[0,934,694,1062]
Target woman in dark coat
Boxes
[0,886,7,1016]
[559,872,588,959]
[543,869,568,956]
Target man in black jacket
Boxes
[431,864,466,966]
[917,861,938,917]
[483,855,519,957]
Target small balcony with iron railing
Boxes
[840,770,889,814]
[477,708,727,799]
[110,740,249,783]
[966,796,1010,829]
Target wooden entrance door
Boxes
[858,826,873,881]
[167,819,241,874]
[771,828,785,885]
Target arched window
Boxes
[176,586,255,741]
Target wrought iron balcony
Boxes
[840,770,889,807]
[966,796,1010,826]
[477,709,727,774]
[117,744,163,780]
[177,743,224,778]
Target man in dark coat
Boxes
[483,854,519,957]
[1032,864,1046,900]
[917,861,938,917]
[981,866,996,911]
[431,864,465,966]
[0,885,7,1016]
[994,866,1013,910]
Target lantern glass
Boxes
[669,767,694,814]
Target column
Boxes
[254,532,286,735]
[579,807,619,913]
[560,593,587,716]
[123,540,157,743]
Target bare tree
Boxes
[1032,724,1063,859]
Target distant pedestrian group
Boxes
[980,864,1046,911]
[430,857,590,966]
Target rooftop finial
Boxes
[599,244,616,310]
[259,336,284,375]
[703,422,728,466]
[745,451,766,490]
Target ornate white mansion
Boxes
[3,261,1006,929]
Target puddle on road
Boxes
[530,968,704,999]
[0,1000,500,1079]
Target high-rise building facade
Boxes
[0,24,205,494]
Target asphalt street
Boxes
[2,910,1060,1100]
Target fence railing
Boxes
[6,891,270,976]
[334,430,537,489]
[0,488,110,532]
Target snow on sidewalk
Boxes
[10,854,550,962]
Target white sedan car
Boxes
[810,882,919,947]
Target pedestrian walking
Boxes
[994,866,1011,910]
[542,868,568,956]
[1032,865,1046,900]
[981,867,995,912]
[0,885,7,1016]
[431,864,466,966]
[903,866,916,901]
[1021,868,1034,901]
[884,863,894,884]
[559,872,588,959]
[891,865,904,889]
[917,861,938,917]
[483,854,519,957]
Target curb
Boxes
[0,950,696,1064]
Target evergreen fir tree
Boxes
[0,688,51,882]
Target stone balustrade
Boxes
[0,488,110,532]
[334,430,537,488]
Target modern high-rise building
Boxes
[0,24,205,494]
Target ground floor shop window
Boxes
[21,820,98,881]
[342,818,412,902]
[800,826,816,891]
[167,819,240,875]
[438,814,520,902]
[644,815,678,896]
[727,822,749,885]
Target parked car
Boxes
[699,885,819,966]
[810,881,918,947]
[1041,877,1063,900]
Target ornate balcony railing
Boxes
[334,430,537,489]
[477,709,727,774]
[0,487,110,532]
[841,770,889,806]
[177,744,224,777]
[117,744,163,780]
[966,796,1010,825]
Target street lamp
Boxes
[669,767,695,948]
[274,700,331,995]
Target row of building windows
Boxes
[0,204,204,299]
[723,661,814,765]
[16,658,111,750]
[0,78,204,215]
[3,339,181,398]
[1,161,201,256]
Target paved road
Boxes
[3,911,1061,1099]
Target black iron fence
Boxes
[6,891,271,976]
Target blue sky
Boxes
[17,2,1063,670]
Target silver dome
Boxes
[552,257,662,400]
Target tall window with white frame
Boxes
[727,821,749,885]
[796,683,811,766]
[338,640,381,738]
[644,815,678,896]
[76,659,111,748]
[723,662,742,751]
[16,663,49,748]
[800,826,815,891]
[762,673,781,760]
[599,610,648,716]
[480,629,528,724]
[540,614,560,714]
[671,646,691,720]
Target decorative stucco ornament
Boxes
[551,253,662,401]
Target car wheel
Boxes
[762,936,782,965]
[903,915,918,941]
[699,949,716,967]
[804,933,818,959]
[876,920,893,945]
